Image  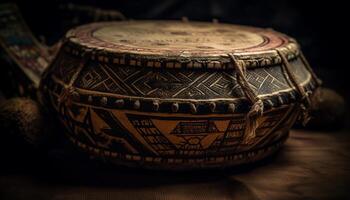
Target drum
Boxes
[40,20,320,169]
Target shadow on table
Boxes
[0,140,279,200]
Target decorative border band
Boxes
[67,130,288,169]
[63,42,299,70]
[44,75,317,114]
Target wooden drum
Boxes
[40,21,320,169]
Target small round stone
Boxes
[100,97,108,105]
[228,103,235,113]
[278,96,284,105]
[267,100,274,107]
[190,103,197,114]
[87,95,93,103]
[172,102,179,112]
[115,99,124,108]
[72,91,80,101]
[152,101,160,111]
[209,102,216,112]
[134,100,141,109]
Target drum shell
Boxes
[40,46,317,169]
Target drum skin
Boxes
[40,21,318,169]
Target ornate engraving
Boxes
[59,53,311,100]
[40,20,318,169]
[45,79,297,167]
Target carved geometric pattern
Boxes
[169,120,221,154]
[43,80,296,167]
[73,54,310,99]
[51,52,81,83]
[207,118,245,153]
[58,103,154,156]
[127,115,177,156]
[59,104,97,147]
[53,87,291,158]
[92,109,154,155]
[124,107,288,157]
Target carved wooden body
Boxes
[38,21,319,169]
[0,9,319,169]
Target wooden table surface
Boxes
[1,129,350,200]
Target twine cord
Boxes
[58,52,89,107]
[277,49,316,125]
[228,53,264,144]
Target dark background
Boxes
[6,0,349,99]
[1,1,350,199]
